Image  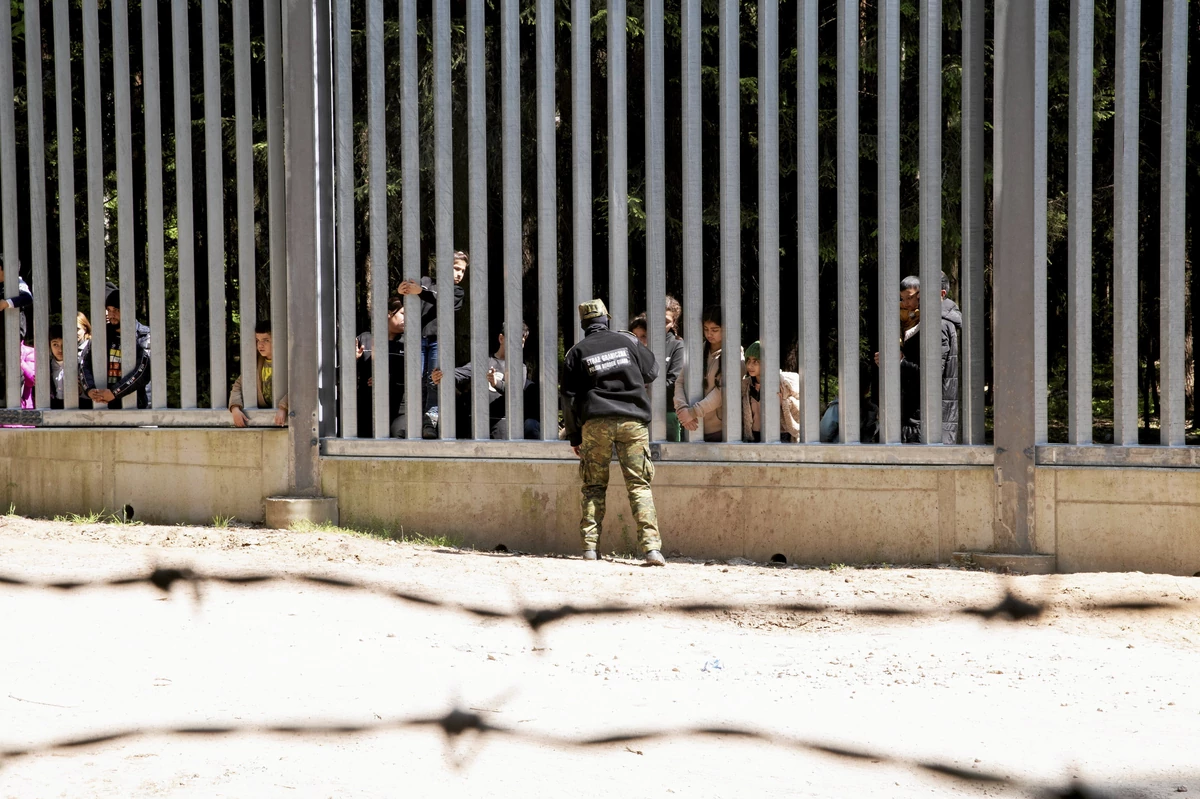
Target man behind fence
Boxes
[562,299,666,566]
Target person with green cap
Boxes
[561,299,666,566]
[741,340,801,442]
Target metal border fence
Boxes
[0,2,1193,500]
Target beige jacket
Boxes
[229,353,289,412]
[673,345,745,436]
[741,371,801,441]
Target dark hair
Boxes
[48,323,64,342]
[941,271,950,294]
[453,250,468,263]
[665,295,682,336]
[388,295,405,315]
[784,339,799,372]
[498,321,530,339]
[254,320,272,335]
[629,313,648,333]
[701,305,724,382]
[900,275,920,293]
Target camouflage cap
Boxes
[578,299,609,322]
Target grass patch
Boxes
[53,509,142,526]
[212,514,236,529]
[287,518,463,549]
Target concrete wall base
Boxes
[0,428,289,524]
[6,429,1200,575]
[321,457,995,565]
[953,552,1058,574]
[264,496,339,530]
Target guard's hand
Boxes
[231,408,250,428]
[431,368,443,385]
[274,408,287,426]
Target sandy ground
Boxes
[1,515,1198,799]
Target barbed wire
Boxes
[0,566,1182,635]
[0,705,1142,797]
[1,564,1187,796]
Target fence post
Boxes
[281,0,330,497]
[992,0,1049,556]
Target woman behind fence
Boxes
[741,341,800,443]
[673,305,744,442]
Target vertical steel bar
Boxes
[919,0,941,443]
[502,0,523,438]
[1034,0,1049,446]
[314,0,337,438]
[25,0,49,407]
[992,0,1048,553]
[266,0,288,409]
[1158,0,1188,446]
[719,0,741,443]
[537,0,558,440]
[235,0,258,419]
[571,0,592,347]
[836,0,859,442]
[607,0,628,330]
[468,0,489,438]
[83,0,106,402]
[367,0,388,437]
[400,0,422,439]
[0,0,16,406]
[434,0,456,439]
[960,0,985,444]
[54,0,79,409]
[335,0,356,436]
[758,0,780,442]
[645,0,666,441]
[681,0,703,439]
[113,0,136,381]
[283,0,322,491]
[1112,0,1139,445]
[173,0,197,408]
[1067,0,1094,444]
[878,0,901,443]
[143,0,167,408]
[203,0,227,408]
[796,0,819,442]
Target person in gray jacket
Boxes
[897,273,961,444]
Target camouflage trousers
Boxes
[578,416,662,554]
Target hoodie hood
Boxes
[941,298,963,330]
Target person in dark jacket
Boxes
[0,255,33,341]
[82,284,151,409]
[355,296,409,437]
[628,294,686,441]
[396,250,468,437]
[897,273,961,444]
[431,322,541,440]
[562,299,665,566]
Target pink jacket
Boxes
[19,341,35,408]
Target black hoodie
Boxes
[561,321,659,446]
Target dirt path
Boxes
[1,515,1198,798]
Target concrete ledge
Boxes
[265,496,339,530]
[953,552,1057,574]
[1037,444,1200,468]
